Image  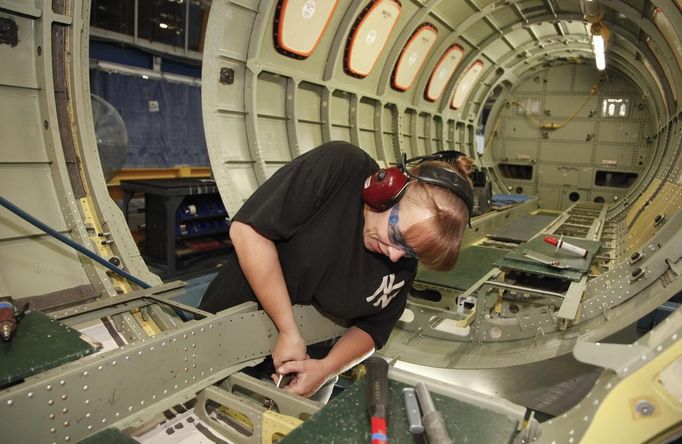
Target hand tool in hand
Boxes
[415,382,452,444]
[263,372,287,410]
[365,356,389,444]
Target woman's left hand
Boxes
[275,359,333,398]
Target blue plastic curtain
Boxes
[90,69,209,167]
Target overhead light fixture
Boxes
[592,33,606,70]
[590,21,610,71]
[581,0,610,71]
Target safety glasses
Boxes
[388,203,417,259]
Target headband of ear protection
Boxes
[362,151,474,216]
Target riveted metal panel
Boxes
[258,117,291,161]
[0,87,48,163]
[538,187,561,209]
[417,113,429,153]
[542,95,599,120]
[533,22,560,39]
[505,28,536,49]
[217,2,257,61]
[0,14,39,89]
[486,37,511,61]
[463,19,494,47]
[538,164,582,186]
[331,125,352,142]
[298,122,325,152]
[257,72,288,118]
[212,113,252,161]
[0,166,69,238]
[219,163,260,203]
[538,141,593,163]
[488,7,521,30]
[626,177,663,226]
[503,111,542,138]
[330,90,351,126]
[627,181,682,252]
[402,109,416,156]
[214,61,246,112]
[598,120,647,145]
[298,82,323,123]
[432,1,477,22]
[358,97,376,130]
[0,236,89,297]
[359,130,378,158]
[503,140,537,162]
[595,146,637,168]
[514,74,547,94]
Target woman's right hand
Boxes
[272,330,307,369]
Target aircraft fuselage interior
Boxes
[1,0,681,442]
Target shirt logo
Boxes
[366,274,405,309]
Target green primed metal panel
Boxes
[359,130,378,158]
[595,145,638,168]
[214,62,246,112]
[538,164,585,186]
[598,120,648,145]
[280,378,518,444]
[216,2,256,61]
[0,166,70,239]
[331,126,351,141]
[213,114,252,161]
[432,2,477,26]
[545,121,597,144]
[533,22,560,39]
[298,83,323,123]
[80,428,138,444]
[0,15,39,89]
[0,236,90,298]
[486,37,513,60]
[416,246,509,290]
[0,89,48,163]
[489,214,559,243]
[502,116,539,138]
[504,140,537,162]
[224,165,260,200]
[0,311,99,385]
[495,235,602,281]
[359,99,377,130]
[489,8,522,30]
[257,73,287,117]
[331,92,351,126]
[298,122,325,152]
[538,141,593,164]
[258,117,292,161]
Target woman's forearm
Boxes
[322,326,376,376]
[229,221,299,336]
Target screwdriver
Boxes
[365,357,389,444]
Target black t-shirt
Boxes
[199,141,417,348]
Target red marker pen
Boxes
[544,235,588,258]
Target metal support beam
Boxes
[0,298,346,444]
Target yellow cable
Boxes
[508,82,600,130]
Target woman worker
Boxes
[199,140,474,399]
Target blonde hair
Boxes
[402,157,473,271]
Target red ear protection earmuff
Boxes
[362,166,409,212]
[362,151,475,217]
